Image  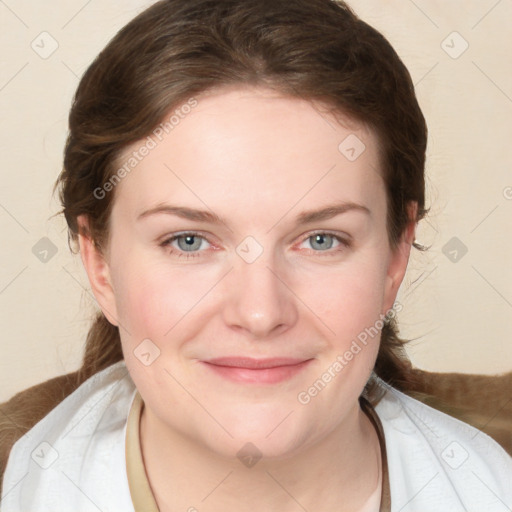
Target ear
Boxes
[77,214,119,327]
[382,202,417,314]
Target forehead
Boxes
[111,86,384,226]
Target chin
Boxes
[201,405,313,462]
[205,431,309,465]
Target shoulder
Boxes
[373,378,512,511]
[0,361,136,512]
[0,369,82,472]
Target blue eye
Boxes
[159,230,351,260]
[300,232,351,254]
[160,232,210,258]
[174,234,204,251]
[309,233,335,250]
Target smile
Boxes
[201,357,313,384]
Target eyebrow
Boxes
[136,201,370,225]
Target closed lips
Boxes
[204,357,311,369]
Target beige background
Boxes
[1,0,511,402]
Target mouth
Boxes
[201,357,313,384]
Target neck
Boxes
[139,401,382,512]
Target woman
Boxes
[1,0,511,511]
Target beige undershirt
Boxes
[125,391,391,512]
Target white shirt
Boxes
[1,360,511,511]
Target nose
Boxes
[221,247,298,339]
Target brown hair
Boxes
[1,0,430,482]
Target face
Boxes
[81,85,413,459]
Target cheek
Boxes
[296,260,387,397]
[108,249,166,339]
[111,255,217,344]
[114,271,175,342]
[300,258,387,342]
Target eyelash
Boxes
[160,231,352,259]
